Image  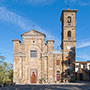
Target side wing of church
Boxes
[12,9,77,84]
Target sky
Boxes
[0,0,90,64]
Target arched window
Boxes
[68,31,71,37]
[67,31,71,40]
[67,16,71,23]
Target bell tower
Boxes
[60,9,77,81]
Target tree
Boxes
[0,55,13,85]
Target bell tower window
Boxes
[67,31,71,40]
[67,16,71,23]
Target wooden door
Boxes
[31,70,37,83]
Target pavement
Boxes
[0,81,90,90]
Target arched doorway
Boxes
[56,71,60,81]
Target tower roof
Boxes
[60,9,78,21]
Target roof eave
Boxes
[21,29,46,38]
[60,9,78,21]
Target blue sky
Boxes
[0,0,90,64]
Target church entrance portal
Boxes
[30,70,37,83]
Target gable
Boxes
[21,30,46,37]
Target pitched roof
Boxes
[21,29,46,37]
[75,61,90,64]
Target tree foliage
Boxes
[0,56,13,85]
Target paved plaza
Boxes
[0,81,90,90]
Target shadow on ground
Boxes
[0,82,90,90]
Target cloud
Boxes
[13,0,56,6]
[0,7,60,49]
[0,7,34,30]
[80,2,90,6]
[27,0,56,5]
[65,0,90,6]
[77,52,90,60]
[0,0,56,6]
[65,0,78,4]
[76,38,90,48]
[1,7,90,50]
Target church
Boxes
[12,9,77,84]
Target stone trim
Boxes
[12,39,21,43]
[76,62,90,64]
[13,52,26,57]
[47,40,55,43]
[63,40,76,42]
[22,36,45,39]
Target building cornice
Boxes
[60,9,78,21]
[63,40,77,42]
[13,52,26,57]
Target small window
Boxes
[68,31,71,37]
[83,64,86,69]
[67,70,70,75]
[33,41,35,43]
[67,16,71,23]
[56,60,60,65]
[89,65,90,70]
[57,71,60,74]
[68,60,71,65]
[67,31,71,40]
[30,50,37,57]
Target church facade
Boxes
[12,9,77,84]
